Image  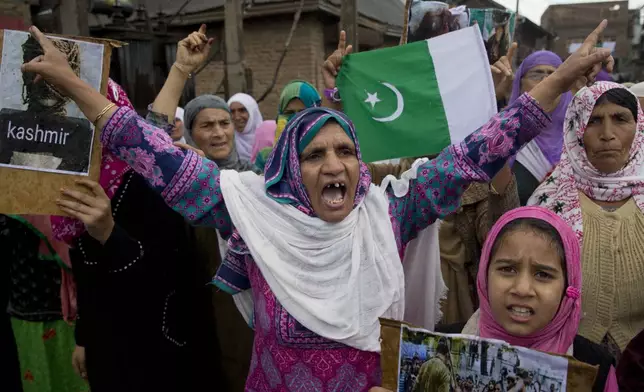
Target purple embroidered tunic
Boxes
[100,94,550,392]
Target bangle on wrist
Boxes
[94,103,116,125]
[173,63,193,78]
[324,87,341,103]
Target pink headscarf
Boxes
[51,78,133,244]
[477,206,582,354]
[250,120,277,163]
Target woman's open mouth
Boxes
[321,182,347,209]
[507,305,534,323]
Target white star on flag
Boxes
[364,91,381,109]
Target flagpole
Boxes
[514,0,521,69]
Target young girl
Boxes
[371,207,617,392]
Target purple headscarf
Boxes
[509,51,573,166]
[596,69,613,82]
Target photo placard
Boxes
[0,30,120,214]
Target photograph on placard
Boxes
[397,325,568,392]
[406,0,470,44]
[0,30,103,175]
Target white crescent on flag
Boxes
[373,82,404,123]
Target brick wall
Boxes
[195,14,326,119]
[0,0,31,29]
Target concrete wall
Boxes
[541,1,629,59]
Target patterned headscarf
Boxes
[227,107,373,274]
[51,78,134,244]
[264,107,371,215]
[527,82,644,242]
[509,51,572,166]
[477,207,582,354]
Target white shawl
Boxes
[219,170,405,352]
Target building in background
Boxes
[541,1,630,74]
[25,0,403,116]
[457,0,555,64]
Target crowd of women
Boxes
[3,13,644,392]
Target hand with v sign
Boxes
[57,180,115,245]
[529,20,614,112]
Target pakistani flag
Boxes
[337,26,496,163]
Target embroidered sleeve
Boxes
[388,93,550,250]
[101,107,232,236]
[212,232,250,294]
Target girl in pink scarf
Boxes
[367,208,617,392]
[462,206,618,392]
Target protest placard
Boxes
[379,319,600,392]
[401,0,470,45]
[469,8,516,64]
[0,30,121,214]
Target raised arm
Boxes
[22,27,231,235]
[151,25,214,121]
[382,19,615,247]
[390,93,550,247]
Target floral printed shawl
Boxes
[527,82,644,242]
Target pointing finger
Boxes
[198,24,207,35]
[338,30,346,52]
[506,42,517,61]
[28,26,55,53]
[581,20,607,53]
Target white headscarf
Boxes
[228,93,263,161]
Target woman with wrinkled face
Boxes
[529,83,644,363]
[23,20,614,391]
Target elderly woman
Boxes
[228,93,263,161]
[24,20,612,391]
[529,82,644,363]
[505,51,574,205]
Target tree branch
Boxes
[256,0,305,103]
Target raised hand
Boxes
[322,30,354,90]
[549,20,614,92]
[175,24,215,75]
[21,26,79,96]
[57,179,115,244]
[530,20,614,112]
[491,42,517,100]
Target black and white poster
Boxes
[0,30,103,175]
